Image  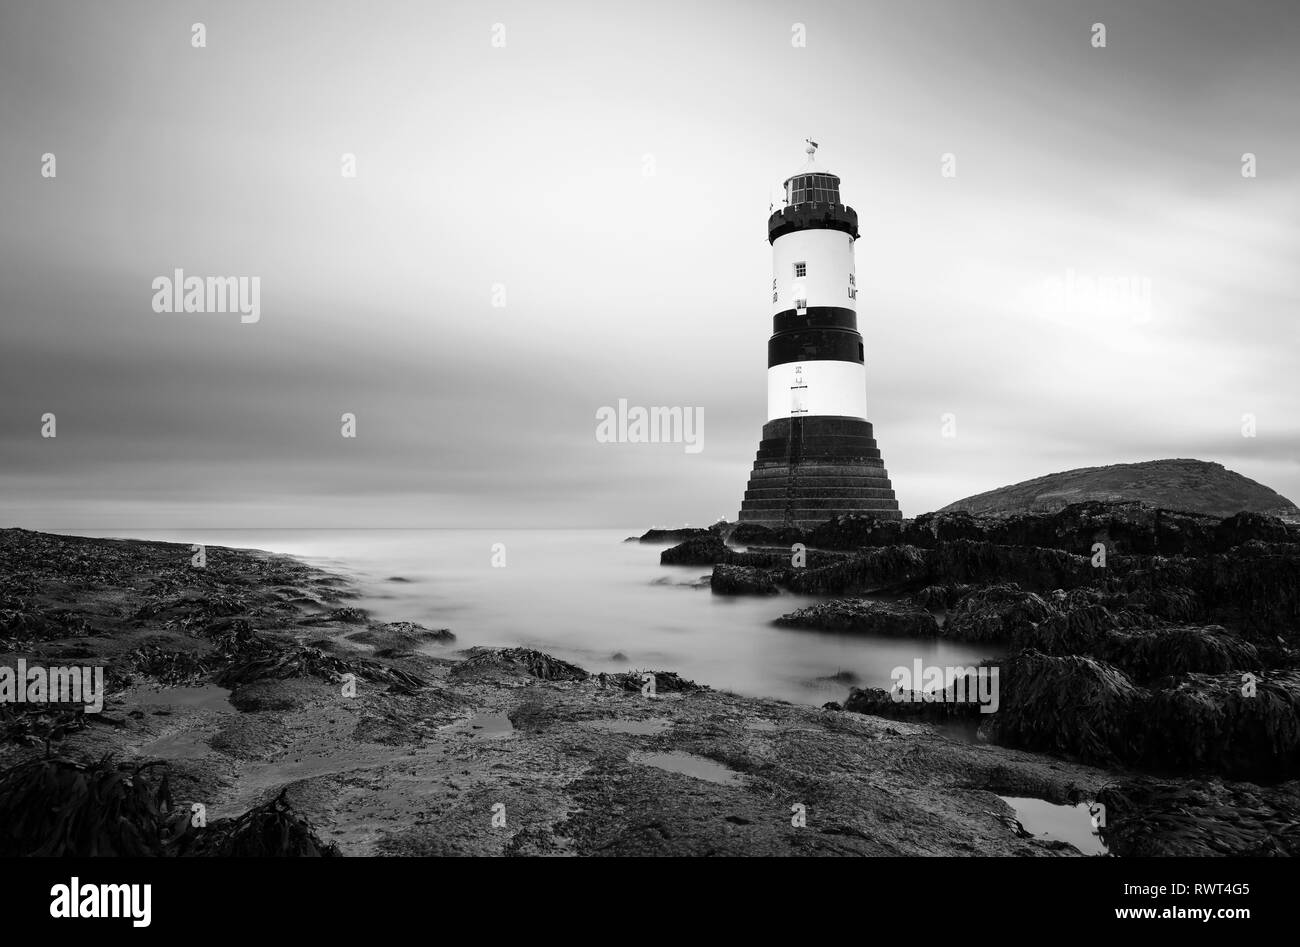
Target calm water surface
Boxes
[75,529,1000,706]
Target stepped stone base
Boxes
[737,416,902,530]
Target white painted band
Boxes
[766,360,867,421]
[771,228,857,316]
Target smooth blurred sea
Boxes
[71,528,999,706]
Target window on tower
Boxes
[794,262,806,278]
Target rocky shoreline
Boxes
[671,502,1300,853]
[2,507,1297,856]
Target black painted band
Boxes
[772,306,857,334]
[768,327,865,366]
[768,204,860,243]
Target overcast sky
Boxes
[2,0,1297,529]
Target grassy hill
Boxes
[940,459,1298,519]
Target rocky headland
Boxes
[939,458,1299,520]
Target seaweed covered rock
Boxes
[784,540,1093,598]
[785,545,931,595]
[1108,542,1300,636]
[806,514,905,551]
[217,642,426,693]
[1098,625,1260,684]
[1200,542,1300,637]
[775,599,937,637]
[720,548,794,569]
[930,541,1094,592]
[1213,511,1294,552]
[1030,602,1161,655]
[0,757,174,857]
[346,621,455,654]
[1109,583,1202,624]
[802,500,1291,558]
[636,527,712,544]
[977,651,1144,766]
[0,706,87,749]
[300,605,368,625]
[119,645,214,687]
[710,564,779,596]
[912,583,977,610]
[597,670,700,693]
[903,511,992,545]
[1143,671,1300,779]
[728,522,806,547]
[450,647,588,682]
[992,502,1219,557]
[842,679,985,723]
[180,790,340,857]
[0,601,92,641]
[733,546,850,570]
[660,536,728,566]
[943,583,1056,644]
[834,501,1300,560]
[1097,777,1300,856]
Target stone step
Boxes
[748,463,888,478]
[738,510,904,526]
[746,474,894,489]
[756,446,883,462]
[743,486,898,501]
[756,435,880,450]
[739,497,901,512]
[760,417,876,439]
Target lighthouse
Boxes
[737,141,902,528]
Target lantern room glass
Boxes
[785,173,842,206]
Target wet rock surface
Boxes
[710,564,779,595]
[776,599,938,637]
[1096,776,1300,856]
[632,527,715,544]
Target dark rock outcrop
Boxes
[1143,671,1300,779]
[597,670,701,693]
[943,584,1056,644]
[728,523,806,547]
[785,545,931,595]
[710,564,779,596]
[806,515,905,551]
[659,536,728,566]
[346,621,455,653]
[804,500,1297,558]
[180,790,340,857]
[1088,625,1259,684]
[1097,777,1300,856]
[450,648,588,682]
[775,599,937,637]
[842,683,983,723]
[976,651,1144,767]
[635,527,713,544]
[913,583,978,610]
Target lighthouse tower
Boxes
[737,141,902,528]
